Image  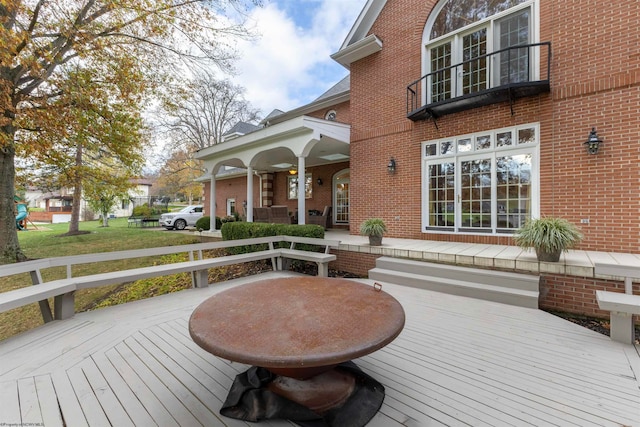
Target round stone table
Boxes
[189,276,405,415]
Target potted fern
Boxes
[360,218,387,246]
[514,217,583,262]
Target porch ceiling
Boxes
[195,116,350,175]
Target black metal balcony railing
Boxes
[407,42,551,121]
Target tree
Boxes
[154,149,203,204]
[84,177,132,227]
[19,67,147,235]
[0,0,259,263]
[162,71,261,151]
[155,71,259,208]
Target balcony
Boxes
[407,42,551,121]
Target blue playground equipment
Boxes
[16,203,28,230]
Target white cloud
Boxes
[230,0,366,117]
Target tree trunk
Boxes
[0,138,26,264]
[68,144,82,233]
[102,207,109,227]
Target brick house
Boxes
[197,0,640,255]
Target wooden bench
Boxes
[0,236,340,323]
[277,235,339,277]
[594,262,640,344]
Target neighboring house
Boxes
[196,0,639,255]
[113,178,154,218]
[21,179,154,222]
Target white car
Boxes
[159,205,204,230]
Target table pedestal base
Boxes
[220,361,385,427]
[268,368,356,414]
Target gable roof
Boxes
[339,0,387,49]
[266,76,350,125]
[312,75,350,103]
[331,0,386,68]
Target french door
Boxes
[333,169,350,225]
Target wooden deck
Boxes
[1,271,639,426]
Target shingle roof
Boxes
[225,121,262,136]
[313,75,350,102]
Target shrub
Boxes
[195,216,222,231]
[221,222,325,254]
[360,218,387,237]
[514,217,583,262]
[131,204,167,218]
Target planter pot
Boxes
[368,235,383,246]
[535,247,561,262]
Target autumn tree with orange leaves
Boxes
[0,0,259,263]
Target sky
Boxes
[228,0,368,118]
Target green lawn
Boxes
[0,218,207,341]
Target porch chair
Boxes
[253,207,270,223]
[307,206,331,229]
[269,206,291,224]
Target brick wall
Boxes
[202,175,260,218]
[346,0,640,253]
[306,100,351,124]
[539,274,640,317]
[331,250,379,277]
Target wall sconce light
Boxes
[584,127,603,154]
[387,157,396,173]
[316,178,323,185]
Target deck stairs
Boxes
[368,257,539,308]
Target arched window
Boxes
[423,0,536,103]
[430,0,528,39]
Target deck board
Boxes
[66,363,113,425]
[50,370,89,427]
[114,338,203,426]
[0,381,21,425]
[18,377,44,425]
[80,357,136,427]
[1,271,639,426]
[34,375,64,427]
[89,352,158,426]
[103,346,179,427]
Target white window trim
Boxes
[333,168,350,225]
[421,123,540,235]
[226,198,235,216]
[288,173,313,200]
[421,1,539,107]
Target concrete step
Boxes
[369,258,539,309]
[374,257,539,292]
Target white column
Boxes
[247,166,254,222]
[209,174,216,231]
[297,156,306,225]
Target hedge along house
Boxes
[195,77,352,229]
[332,0,639,254]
